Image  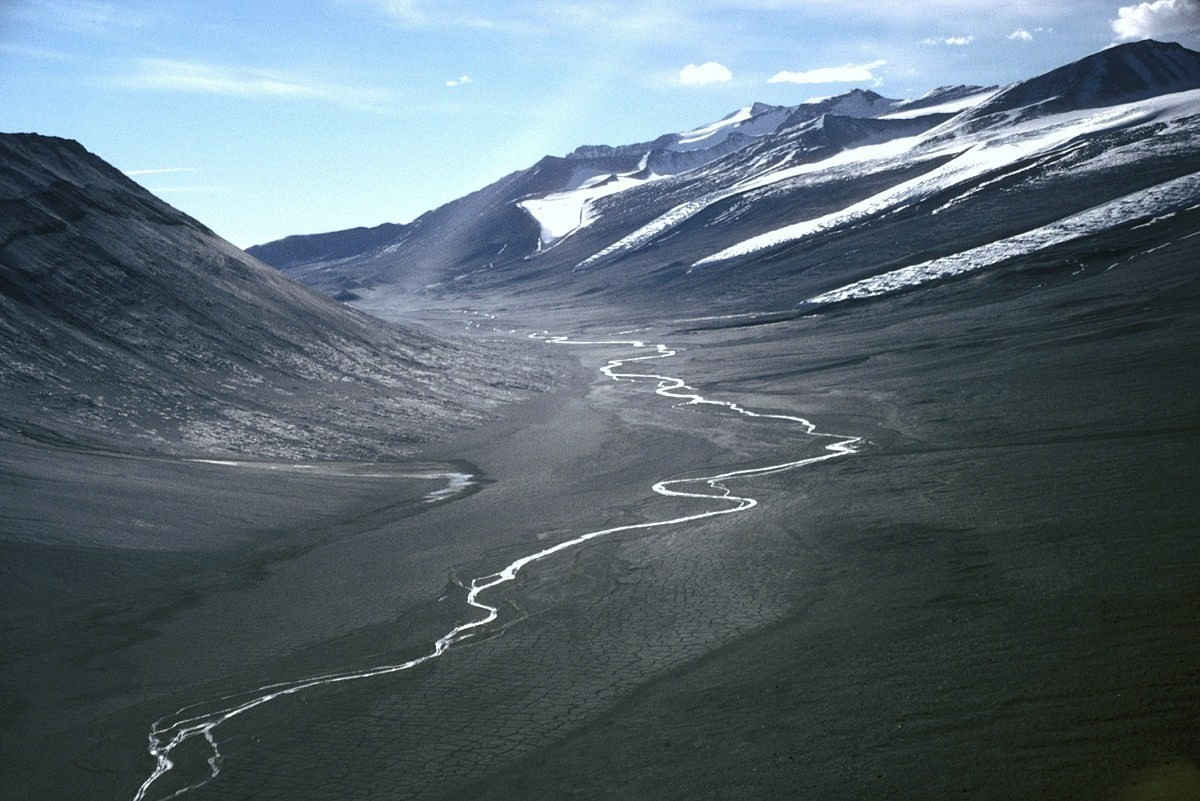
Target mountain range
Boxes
[248,39,1200,322]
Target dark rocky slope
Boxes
[0,134,547,458]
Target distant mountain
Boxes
[884,84,998,117]
[244,88,916,294]
[566,89,902,163]
[0,134,544,458]
[251,40,1200,317]
[246,221,408,287]
[780,88,903,124]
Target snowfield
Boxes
[518,159,663,250]
[671,104,791,152]
[804,170,1200,305]
[690,89,1200,268]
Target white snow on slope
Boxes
[880,87,1000,119]
[576,133,934,270]
[693,89,1200,268]
[672,105,798,151]
[729,131,929,195]
[519,162,663,250]
[804,170,1200,305]
[522,105,796,251]
[673,105,750,150]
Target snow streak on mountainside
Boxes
[671,103,792,152]
[575,125,939,271]
[517,156,665,250]
[692,89,1200,268]
[251,41,1200,316]
[879,85,999,119]
[805,169,1200,304]
[564,89,901,164]
[514,90,915,252]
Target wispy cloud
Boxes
[336,0,516,31]
[125,168,225,195]
[548,3,700,41]
[680,61,733,86]
[123,167,202,177]
[0,42,75,60]
[446,74,473,87]
[11,0,146,35]
[923,35,975,46]
[111,59,392,111]
[338,0,428,26]
[1112,0,1200,39]
[768,59,886,85]
[142,185,231,195]
[340,0,701,42]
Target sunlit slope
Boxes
[0,134,545,457]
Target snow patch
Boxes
[692,89,1200,268]
[880,88,1000,119]
[670,105,792,152]
[577,133,932,270]
[518,166,663,250]
[804,170,1200,305]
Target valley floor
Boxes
[4,234,1200,800]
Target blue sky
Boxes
[3,0,1200,247]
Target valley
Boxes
[2,39,1199,801]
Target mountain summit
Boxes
[966,39,1200,120]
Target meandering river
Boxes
[132,333,860,801]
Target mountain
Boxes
[245,221,407,292]
[250,41,1200,320]
[883,83,998,116]
[962,38,1200,121]
[244,87,908,292]
[0,133,546,458]
[564,89,900,163]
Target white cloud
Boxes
[698,0,1076,27]
[123,167,202,176]
[1112,0,1200,39]
[0,42,74,60]
[112,59,391,111]
[141,185,230,194]
[1009,28,1035,40]
[9,0,145,35]
[551,3,700,40]
[680,61,733,85]
[339,0,427,26]
[923,35,974,45]
[768,59,886,85]
[446,75,473,87]
[337,0,536,34]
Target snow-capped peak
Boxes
[669,103,793,152]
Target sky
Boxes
[3,0,1200,247]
